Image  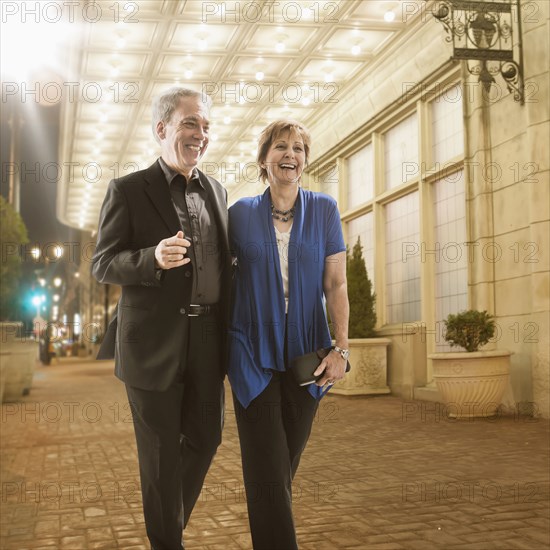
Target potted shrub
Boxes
[331,237,390,396]
[429,310,512,418]
[70,341,86,358]
[77,341,89,358]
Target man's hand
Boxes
[155,230,191,269]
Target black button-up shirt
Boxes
[158,157,222,304]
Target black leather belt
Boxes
[188,303,219,317]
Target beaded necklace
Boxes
[269,190,297,222]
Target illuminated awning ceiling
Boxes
[56,0,424,231]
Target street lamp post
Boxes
[7,104,24,212]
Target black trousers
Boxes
[233,369,319,550]
[125,314,224,550]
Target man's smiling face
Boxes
[158,96,210,178]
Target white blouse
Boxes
[274,225,292,313]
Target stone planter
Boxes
[1,323,23,404]
[331,338,391,396]
[0,321,23,343]
[0,359,6,404]
[429,350,512,419]
[1,340,38,402]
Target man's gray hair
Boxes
[151,87,212,143]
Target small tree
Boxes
[347,237,376,338]
[444,310,495,352]
[0,196,29,320]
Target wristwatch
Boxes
[332,346,350,361]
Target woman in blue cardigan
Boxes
[228,119,350,549]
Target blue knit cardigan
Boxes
[228,187,346,408]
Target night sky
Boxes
[1,96,78,324]
[1,97,72,245]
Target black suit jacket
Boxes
[92,160,231,391]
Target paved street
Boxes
[1,357,549,549]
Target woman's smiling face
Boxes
[262,129,306,186]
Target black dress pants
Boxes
[233,370,319,550]
[125,314,224,550]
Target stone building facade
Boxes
[296,2,549,417]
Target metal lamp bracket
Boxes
[432,0,525,104]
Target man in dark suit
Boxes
[92,87,230,550]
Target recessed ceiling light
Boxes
[256,71,264,81]
[384,11,396,22]
[184,69,193,79]
[351,45,361,55]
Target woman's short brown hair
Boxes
[256,120,311,183]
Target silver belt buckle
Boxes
[188,304,200,317]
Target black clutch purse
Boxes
[289,347,351,386]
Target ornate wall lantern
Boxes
[432,0,524,104]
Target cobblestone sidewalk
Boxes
[1,358,549,549]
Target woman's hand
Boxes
[313,350,347,387]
